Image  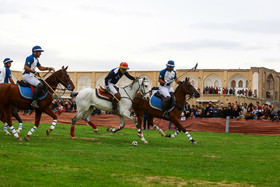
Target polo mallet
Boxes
[107,90,130,113]
[177,63,198,80]
[36,73,58,97]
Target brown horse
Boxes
[0,66,75,141]
[132,77,200,144]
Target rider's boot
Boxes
[162,96,171,120]
[31,82,43,108]
[112,99,119,115]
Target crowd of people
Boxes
[51,99,77,114]
[182,101,280,121]
[201,87,254,97]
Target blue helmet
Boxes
[166,60,175,67]
[3,58,13,64]
[32,45,44,52]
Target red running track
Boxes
[14,112,280,136]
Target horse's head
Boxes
[180,77,200,98]
[134,77,150,98]
[55,66,75,91]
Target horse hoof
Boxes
[161,133,166,137]
[46,130,50,136]
[106,128,112,132]
[24,137,29,141]
[71,136,76,139]
[4,131,11,136]
[94,129,98,133]
[165,134,171,138]
[192,141,197,145]
[143,140,149,144]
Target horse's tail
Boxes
[70,91,79,98]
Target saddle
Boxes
[17,80,48,100]
[95,86,119,101]
[149,91,175,111]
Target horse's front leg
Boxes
[43,107,58,136]
[107,115,125,133]
[133,112,148,144]
[25,109,42,141]
[171,118,197,145]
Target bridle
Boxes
[43,70,73,96]
[122,78,150,102]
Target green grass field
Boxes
[0,122,280,186]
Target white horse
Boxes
[70,77,153,143]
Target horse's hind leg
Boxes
[25,109,42,141]
[11,107,23,133]
[70,112,84,138]
[82,106,98,133]
[4,123,10,135]
[148,117,165,137]
[4,106,22,141]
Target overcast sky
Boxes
[1,0,280,72]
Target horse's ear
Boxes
[62,66,65,70]
[65,66,68,70]
[185,77,189,82]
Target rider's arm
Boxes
[38,66,54,71]
[105,71,114,87]
[124,72,135,80]
[24,64,36,73]
[175,78,180,84]
[158,78,166,85]
[9,77,15,84]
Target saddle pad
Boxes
[96,88,110,100]
[17,84,48,100]
[149,95,163,111]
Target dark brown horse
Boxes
[132,77,200,144]
[0,66,75,141]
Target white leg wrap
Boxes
[4,123,8,131]
[185,131,193,140]
[171,131,180,138]
[153,125,165,136]
[51,120,57,130]
[9,126,19,138]
[27,126,37,136]
[18,123,23,130]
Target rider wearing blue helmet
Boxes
[22,46,54,108]
[0,58,15,84]
[158,60,180,119]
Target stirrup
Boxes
[112,109,119,115]
[162,111,169,120]
[31,100,39,108]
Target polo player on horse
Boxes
[158,60,180,119]
[22,46,54,108]
[104,62,135,115]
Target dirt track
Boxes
[13,112,280,136]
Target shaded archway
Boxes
[78,75,91,91]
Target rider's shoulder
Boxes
[112,67,120,74]
[26,54,35,62]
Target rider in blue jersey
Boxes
[158,60,180,119]
[104,62,135,114]
[22,46,54,108]
[1,58,23,133]
[0,58,15,84]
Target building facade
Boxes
[11,67,280,107]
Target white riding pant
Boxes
[22,74,40,86]
[104,82,118,95]
[159,86,174,98]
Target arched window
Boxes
[214,80,219,87]
[238,80,243,88]
[191,80,195,86]
[246,80,248,88]
[266,74,274,90]
[231,80,236,88]
[78,75,91,91]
